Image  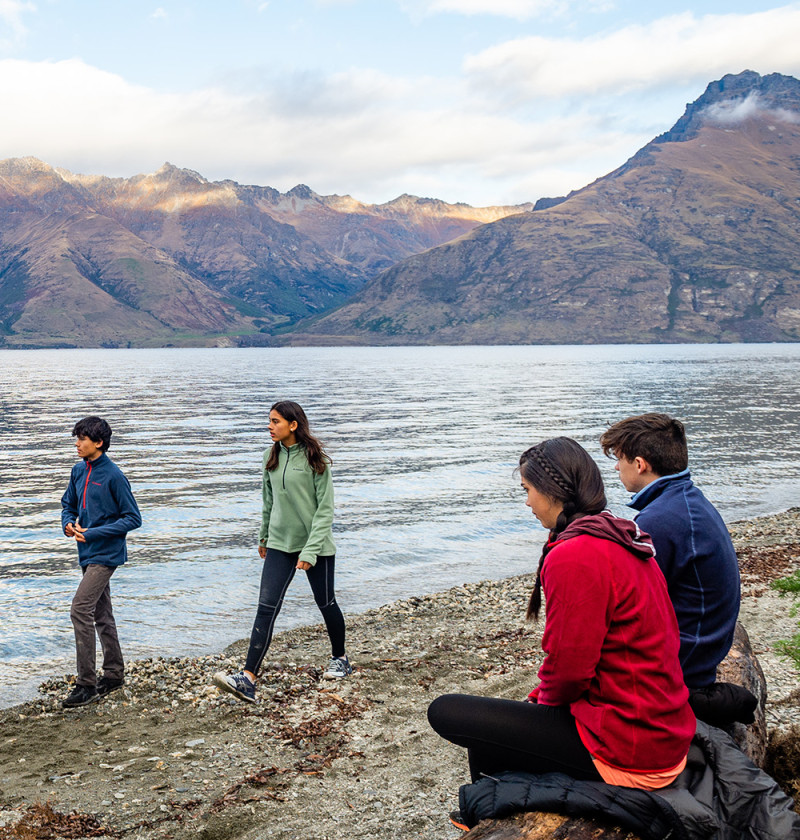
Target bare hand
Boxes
[64,522,75,537]
[73,523,87,543]
[296,560,312,571]
[258,545,267,559]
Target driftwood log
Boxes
[461,621,767,839]
[717,622,768,767]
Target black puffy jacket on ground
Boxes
[458,722,800,839]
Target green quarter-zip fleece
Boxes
[258,443,335,566]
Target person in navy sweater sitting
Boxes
[600,414,748,724]
[61,416,142,709]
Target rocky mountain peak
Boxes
[0,156,57,178]
[656,70,800,144]
[286,184,317,200]
[148,163,210,190]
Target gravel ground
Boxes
[1,509,798,840]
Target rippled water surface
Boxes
[2,344,799,707]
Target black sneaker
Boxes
[97,676,125,697]
[62,684,99,708]
[212,671,256,703]
[323,655,353,679]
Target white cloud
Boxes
[704,91,800,126]
[464,6,800,101]
[401,0,612,21]
[421,0,564,20]
[0,56,640,205]
[150,7,168,20]
[0,0,35,50]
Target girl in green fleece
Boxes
[213,401,350,703]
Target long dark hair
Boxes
[265,401,331,476]
[518,437,607,620]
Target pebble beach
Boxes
[1,509,799,840]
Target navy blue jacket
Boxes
[61,453,142,568]
[629,470,740,689]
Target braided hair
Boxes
[519,438,607,620]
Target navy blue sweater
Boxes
[629,470,740,689]
[61,453,142,568]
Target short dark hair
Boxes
[72,416,112,452]
[600,413,687,476]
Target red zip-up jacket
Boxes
[530,512,695,773]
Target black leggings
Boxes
[244,548,346,676]
[427,693,602,783]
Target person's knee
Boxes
[255,598,281,613]
[317,595,338,610]
[70,600,91,625]
[428,693,463,734]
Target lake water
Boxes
[1,343,800,708]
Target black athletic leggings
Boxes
[244,548,346,676]
[427,693,602,783]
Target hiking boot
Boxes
[323,655,352,679]
[212,671,256,703]
[97,676,125,697]
[62,684,99,709]
[449,810,470,832]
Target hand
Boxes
[296,560,312,571]
[64,522,75,537]
[258,545,267,559]
[73,523,87,543]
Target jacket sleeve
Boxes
[82,473,142,542]
[61,466,79,532]
[535,540,613,706]
[298,465,334,567]
[259,453,273,547]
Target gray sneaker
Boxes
[323,656,352,679]
[212,670,256,702]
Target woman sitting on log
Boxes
[428,437,696,793]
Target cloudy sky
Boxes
[1,0,799,206]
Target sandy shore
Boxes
[1,509,799,840]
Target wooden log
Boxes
[716,621,768,768]
[461,621,767,838]
[463,811,638,839]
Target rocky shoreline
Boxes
[1,509,799,840]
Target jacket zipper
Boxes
[80,460,92,523]
[81,461,93,510]
[282,448,289,489]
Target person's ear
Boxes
[289,421,298,432]
[634,456,651,475]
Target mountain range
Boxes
[294,70,800,345]
[2,69,800,348]
[0,160,530,347]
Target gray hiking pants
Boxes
[70,564,124,687]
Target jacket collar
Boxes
[627,468,691,512]
[83,452,108,468]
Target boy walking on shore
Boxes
[61,416,141,709]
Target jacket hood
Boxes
[553,511,655,561]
